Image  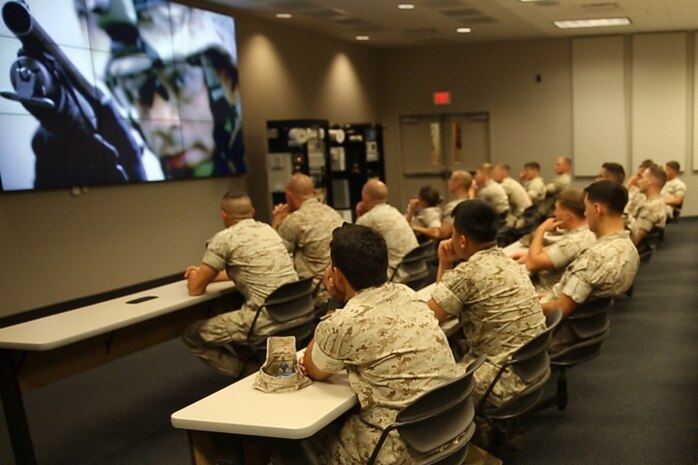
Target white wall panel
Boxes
[572,37,626,176]
[632,33,687,170]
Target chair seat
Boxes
[550,329,609,367]
[480,368,550,421]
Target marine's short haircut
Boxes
[601,162,626,184]
[330,224,388,291]
[584,180,628,216]
[639,159,654,170]
[645,164,666,187]
[452,199,499,243]
[556,188,586,218]
[477,162,495,175]
[418,185,443,207]
[524,161,540,171]
[221,191,254,219]
[666,160,680,172]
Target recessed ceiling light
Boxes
[275,13,292,19]
[457,27,472,33]
[554,17,631,29]
[398,3,415,9]
[356,35,370,41]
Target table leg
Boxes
[0,349,37,465]
[187,430,217,465]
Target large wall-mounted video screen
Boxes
[0,0,244,192]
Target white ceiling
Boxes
[206,0,698,48]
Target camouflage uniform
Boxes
[523,176,546,203]
[441,197,469,225]
[430,247,546,407]
[411,206,442,229]
[546,173,571,196]
[545,231,639,352]
[183,219,298,377]
[533,225,597,293]
[661,177,687,217]
[311,282,462,465]
[476,180,509,215]
[624,186,645,219]
[356,203,419,281]
[276,198,344,306]
[499,177,532,228]
[627,195,667,242]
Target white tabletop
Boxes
[502,240,528,256]
[0,280,235,351]
[171,371,356,439]
[169,281,468,441]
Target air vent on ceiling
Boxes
[421,0,468,10]
[440,8,482,17]
[301,10,345,19]
[353,25,391,33]
[581,2,624,14]
[404,27,442,38]
[459,16,497,24]
[332,18,375,27]
[270,0,318,11]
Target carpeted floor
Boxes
[1,218,696,465]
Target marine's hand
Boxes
[437,239,458,264]
[356,201,367,217]
[298,352,307,376]
[271,203,290,229]
[184,265,199,279]
[538,217,562,233]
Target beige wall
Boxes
[378,35,697,215]
[1,5,696,320]
[378,39,573,205]
[0,7,380,319]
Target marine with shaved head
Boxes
[272,173,344,307]
[183,191,298,377]
[355,179,419,281]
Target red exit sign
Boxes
[433,91,451,105]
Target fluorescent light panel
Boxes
[398,3,415,9]
[554,17,631,29]
[356,35,370,40]
[456,27,471,33]
[276,13,292,19]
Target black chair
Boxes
[237,277,317,359]
[284,356,487,465]
[389,240,434,290]
[537,297,613,411]
[365,355,486,465]
[502,205,539,245]
[477,309,563,450]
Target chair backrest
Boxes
[246,277,316,348]
[366,356,486,465]
[263,277,316,323]
[477,310,562,414]
[566,297,612,340]
[509,309,562,383]
[549,297,613,366]
[390,241,432,285]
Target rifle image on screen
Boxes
[0,0,146,188]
